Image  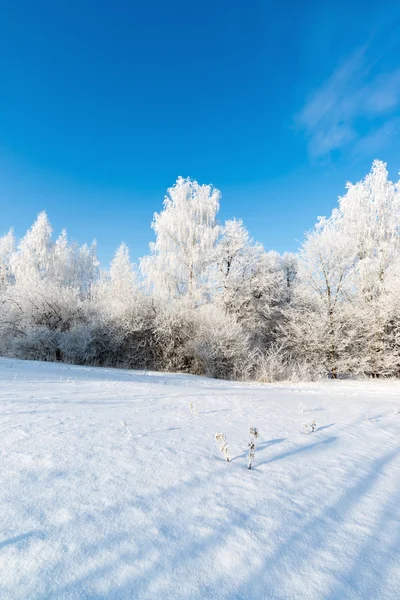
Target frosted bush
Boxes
[255,345,288,382]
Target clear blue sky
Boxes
[1,0,400,265]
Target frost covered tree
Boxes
[284,211,355,378]
[76,241,99,296]
[94,242,139,320]
[0,212,101,362]
[284,160,400,378]
[50,229,73,286]
[49,230,98,294]
[0,229,15,292]
[213,219,285,345]
[8,211,99,295]
[280,252,298,302]
[213,218,253,312]
[109,243,137,301]
[141,177,221,305]
[11,211,53,281]
[84,243,155,369]
[337,160,400,376]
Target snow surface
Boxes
[0,358,399,600]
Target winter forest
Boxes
[1,160,399,381]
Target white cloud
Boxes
[296,46,400,158]
[351,117,400,157]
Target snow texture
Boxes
[0,358,399,599]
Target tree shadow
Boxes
[0,530,44,550]
[133,427,182,438]
[323,482,400,599]
[257,436,337,466]
[233,445,400,599]
[363,415,382,423]
[317,423,335,432]
[39,466,248,599]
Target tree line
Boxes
[1,160,399,380]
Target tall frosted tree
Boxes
[96,242,139,317]
[280,252,298,302]
[0,229,15,292]
[141,177,221,305]
[338,160,400,375]
[109,243,136,299]
[339,161,400,278]
[0,212,100,362]
[285,212,354,377]
[213,218,251,311]
[76,241,99,297]
[11,211,53,281]
[285,161,400,378]
[213,219,285,344]
[51,229,72,286]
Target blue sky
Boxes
[1,0,400,265]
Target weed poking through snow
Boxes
[215,433,230,462]
[121,421,133,437]
[248,427,259,469]
[302,420,316,434]
[189,401,197,415]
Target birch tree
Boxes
[214,219,285,345]
[338,160,400,375]
[141,177,221,305]
[285,212,354,377]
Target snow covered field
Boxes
[0,358,399,599]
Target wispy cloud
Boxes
[296,45,400,158]
[351,117,400,158]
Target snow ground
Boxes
[0,358,399,600]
